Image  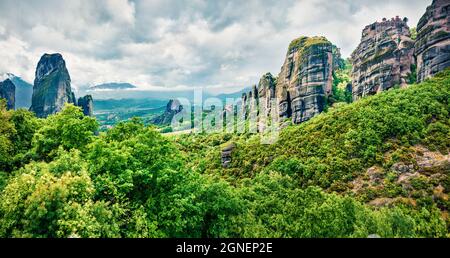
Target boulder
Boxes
[221,143,236,168]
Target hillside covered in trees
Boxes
[0,70,449,238]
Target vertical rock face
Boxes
[257,73,276,116]
[221,143,235,168]
[241,92,248,119]
[30,53,76,118]
[239,36,340,124]
[1,73,32,109]
[351,17,415,101]
[0,79,15,110]
[77,95,94,116]
[276,36,334,124]
[249,84,259,115]
[415,0,450,82]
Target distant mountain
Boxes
[94,98,168,111]
[213,87,251,101]
[93,98,169,128]
[82,83,250,102]
[90,82,137,90]
[1,73,33,109]
[83,89,200,101]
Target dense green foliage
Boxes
[174,70,450,236]
[0,70,449,238]
[329,58,353,106]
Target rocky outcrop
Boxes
[257,73,276,116]
[0,79,15,110]
[240,92,248,119]
[415,0,450,82]
[151,99,183,125]
[221,143,235,168]
[239,36,340,124]
[29,53,76,118]
[1,73,32,109]
[350,145,449,207]
[351,17,415,101]
[77,95,94,116]
[249,85,258,117]
[241,85,259,120]
[276,36,334,123]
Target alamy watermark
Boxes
[170,89,283,144]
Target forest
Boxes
[0,70,449,238]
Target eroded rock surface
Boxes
[257,73,276,117]
[77,95,94,116]
[151,99,183,125]
[415,0,450,82]
[29,53,76,118]
[0,79,15,110]
[351,17,415,100]
[276,36,334,123]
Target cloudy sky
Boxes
[0,0,430,95]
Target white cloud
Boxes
[0,36,35,82]
[0,0,432,95]
[104,0,136,25]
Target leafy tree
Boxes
[0,99,16,172]
[32,104,98,160]
[0,152,121,237]
[410,27,417,40]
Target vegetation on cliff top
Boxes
[288,36,331,53]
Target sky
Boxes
[0,0,431,95]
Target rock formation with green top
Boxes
[276,36,335,123]
[29,53,76,118]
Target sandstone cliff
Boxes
[239,36,340,125]
[77,95,94,116]
[415,0,450,82]
[240,92,248,120]
[30,53,76,118]
[0,79,15,110]
[351,17,415,101]
[257,73,276,116]
[276,36,334,123]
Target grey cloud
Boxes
[0,0,431,94]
